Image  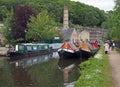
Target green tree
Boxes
[111,0,120,40]
[26,11,58,42]
[3,9,15,45]
[104,0,120,40]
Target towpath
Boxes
[108,49,120,87]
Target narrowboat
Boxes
[57,42,82,58]
[90,43,99,49]
[8,43,52,58]
[78,42,99,58]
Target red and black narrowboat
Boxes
[57,42,81,58]
[78,42,99,59]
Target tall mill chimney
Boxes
[63,6,69,29]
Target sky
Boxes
[71,0,115,11]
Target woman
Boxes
[104,41,109,54]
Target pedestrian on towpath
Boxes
[104,41,110,54]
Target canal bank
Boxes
[0,47,8,56]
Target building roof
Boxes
[59,28,75,41]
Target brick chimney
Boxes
[63,6,69,29]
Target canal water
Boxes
[0,52,81,87]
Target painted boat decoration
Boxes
[78,41,99,58]
[57,42,81,58]
[90,43,99,49]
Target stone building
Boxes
[59,6,78,42]
[59,28,78,42]
[59,6,108,43]
[87,27,108,42]
[78,30,90,41]
[80,26,108,42]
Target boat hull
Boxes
[58,49,81,59]
[81,48,99,59]
[81,50,91,59]
[8,49,54,59]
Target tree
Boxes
[105,0,120,40]
[11,6,36,41]
[3,9,14,45]
[26,10,58,42]
[0,0,106,27]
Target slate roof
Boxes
[59,28,75,41]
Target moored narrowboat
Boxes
[57,42,81,58]
[8,43,52,58]
[78,41,99,58]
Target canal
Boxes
[0,52,81,87]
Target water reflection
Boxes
[9,52,59,68]
[58,58,81,87]
[7,52,80,87]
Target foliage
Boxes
[27,11,58,42]
[74,46,113,87]
[0,0,107,44]
[11,6,37,41]
[0,0,106,27]
[3,9,15,45]
[110,2,120,40]
[102,0,120,40]
[69,2,106,27]
[0,5,8,21]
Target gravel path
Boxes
[108,50,120,87]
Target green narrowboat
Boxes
[15,43,50,53]
[8,43,52,58]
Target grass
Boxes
[116,47,120,53]
[74,46,113,87]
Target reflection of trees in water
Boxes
[28,59,64,87]
[0,58,15,87]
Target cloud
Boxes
[71,0,115,11]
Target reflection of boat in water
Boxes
[57,42,81,59]
[58,57,80,86]
[9,52,59,68]
[64,81,75,87]
[58,58,81,70]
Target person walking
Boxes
[112,41,115,50]
[104,41,110,54]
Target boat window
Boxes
[45,46,48,49]
[39,46,42,50]
[33,46,37,50]
[27,46,32,51]
[19,45,24,50]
